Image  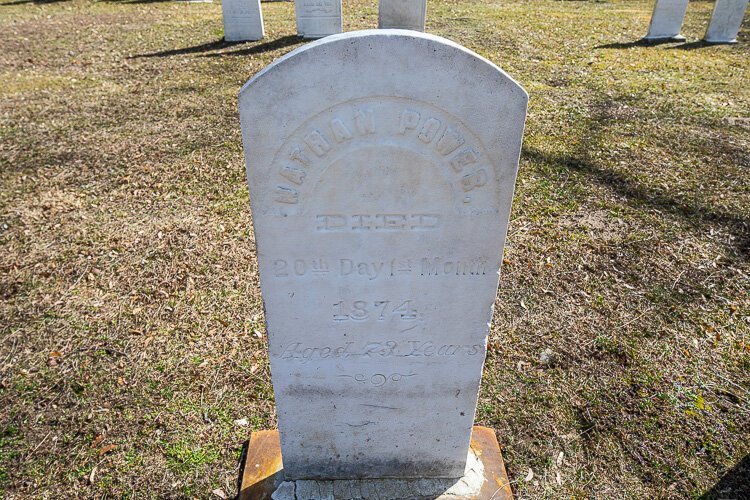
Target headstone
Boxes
[294,0,342,38]
[239,30,527,481]
[643,0,689,41]
[704,0,748,43]
[378,0,427,31]
[223,0,264,41]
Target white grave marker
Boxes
[223,0,264,41]
[240,30,527,480]
[644,0,689,41]
[378,0,427,31]
[295,0,342,38]
[704,0,748,43]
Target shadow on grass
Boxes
[132,35,302,58]
[699,454,750,499]
[669,40,716,50]
[133,39,246,58]
[200,35,304,57]
[596,38,733,51]
[523,145,750,258]
[595,38,683,49]
[523,96,750,260]
[0,0,68,5]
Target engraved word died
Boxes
[239,30,527,480]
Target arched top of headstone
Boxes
[241,29,526,98]
[240,29,527,219]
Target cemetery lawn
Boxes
[0,0,748,497]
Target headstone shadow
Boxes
[200,35,303,57]
[597,38,742,51]
[698,454,750,499]
[668,40,714,50]
[522,94,750,260]
[132,37,292,59]
[595,38,682,49]
[523,145,750,259]
[0,0,68,6]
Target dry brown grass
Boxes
[0,0,748,497]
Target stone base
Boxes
[642,34,686,43]
[225,36,264,42]
[237,426,513,500]
[704,38,739,44]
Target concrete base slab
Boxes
[237,426,513,499]
[704,38,739,44]
[642,34,686,43]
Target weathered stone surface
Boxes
[240,30,527,480]
[295,0,342,38]
[378,0,427,31]
[223,0,264,41]
[271,481,296,500]
[266,450,483,498]
[295,480,320,499]
[704,0,748,43]
[271,448,484,498]
[644,0,689,41]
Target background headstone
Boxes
[378,0,427,31]
[294,0,342,38]
[643,0,689,41]
[223,0,264,41]
[239,30,527,480]
[704,0,748,43]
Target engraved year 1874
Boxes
[332,299,417,322]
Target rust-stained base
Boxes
[237,429,285,500]
[237,426,513,500]
[469,426,514,500]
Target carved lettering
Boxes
[333,299,417,321]
[271,100,494,206]
[274,185,299,204]
[339,372,416,387]
[330,118,353,142]
[304,130,331,156]
[274,340,484,362]
[418,117,441,143]
[300,0,335,14]
[461,169,488,192]
[420,257,487,276]
[398,109,420,134]
[315,214,440,232]
[450,148,479,173]
[436,126,465,156]
[290,147,311,167]
[280,165,306,185]
[316,214,347,231]
[271,256,487,279]
[354,108,375,135]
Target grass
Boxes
[0,0,748,497]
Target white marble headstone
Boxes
[294,0,342,38]
[240,30,527,480]
[705,0,748,43]
[644,0,689,41]
[223,0,264,41]
[378,0,427,31]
